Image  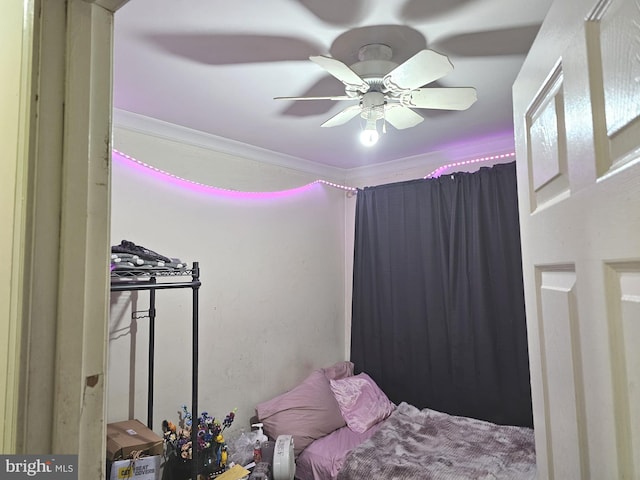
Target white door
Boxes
[513,0,640,478]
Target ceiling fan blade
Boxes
[279,75,355,117]
[384,105,424,130]
[274,95,354,101]
[406,87,477,111]
[321,105,362,127]
[310,55,370,92]
[383,49,453,90]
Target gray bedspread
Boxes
[336,402,536,480]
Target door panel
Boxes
[587,0,640,174]
[606,263,640,475]
[526,63,569,210]
[514,0,640,478]
[537,269,586,479]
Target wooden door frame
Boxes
[4,0,129,476]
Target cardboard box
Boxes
[109,455,160,480]
[107,419,163,461]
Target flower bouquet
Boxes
[162,405,236,479]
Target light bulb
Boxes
[360,116,379,146]
[360,128,379,146]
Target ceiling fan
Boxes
[275,43,477,145]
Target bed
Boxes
[255,362,536,480]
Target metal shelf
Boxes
[110,266,196,279]
[110,261,201,480]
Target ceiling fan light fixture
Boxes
[360,106,381,147]
[359,92,385,147]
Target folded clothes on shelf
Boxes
[111,239,173,263]
[110,240,187,273]
[111,253,187,268]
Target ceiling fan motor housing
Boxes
[350,43,398,88]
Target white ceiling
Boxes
[113,0,552,170]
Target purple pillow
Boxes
[256,369,347,456]
[329,373,395,433]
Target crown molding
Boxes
[113,109,515,184]
[112,109,346,179]
[345,150,447,179]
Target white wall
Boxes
[108,127,349,437]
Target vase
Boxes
[199,445,226,478]
[163,455,191,480]
[163,446,226,480]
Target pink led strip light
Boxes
[113,149,515,195]
[424,152,516,179]
[112,149,357,197]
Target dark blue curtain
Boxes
[350,162,533,427]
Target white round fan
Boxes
[272,435,295,480]
[275,43,477,133]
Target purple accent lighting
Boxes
[112,149,515,196]
[112,149,357,199]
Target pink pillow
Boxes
[256,369,346,456]
[329,373,395,433]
